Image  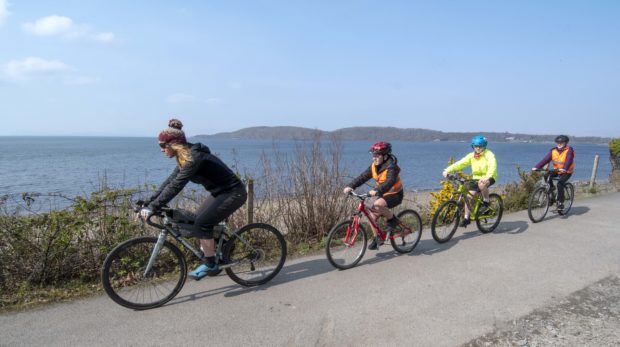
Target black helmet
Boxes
[555,135,569,144]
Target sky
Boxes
[1,0,619,137]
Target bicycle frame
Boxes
[450,180,485,218]
[143,213,256,275]
[343,193,400,246]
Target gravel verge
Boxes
[462,276,620,347]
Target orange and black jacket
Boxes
[347,155,403,197]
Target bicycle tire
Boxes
[558,183,574,215]
[326,220,368,269]
[476,193,503,233]
[528,187,550,223]
[390,210,422,253]
[223,223,286,287]
[101,236,187,310]
[431,200,460,243]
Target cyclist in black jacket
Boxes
[140,119,247,280]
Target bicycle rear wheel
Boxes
[558,183,574,215]
[224,223,286,287]
[326,220,367,269]
[390,210,422,253]
[476,193,503,233]
[431,200,460,243]
[528,187,549,223]
[101,236,187,310]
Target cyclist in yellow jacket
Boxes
[531,135,575,211]
[344,141,404,250]
[442,135,497,227]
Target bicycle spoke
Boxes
[224,223,286,286]
[326,220,367,269]
[101,237,187,310]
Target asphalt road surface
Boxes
[2,193,619,347]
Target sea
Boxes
[0,136,612,206]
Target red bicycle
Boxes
[325,191,423,270]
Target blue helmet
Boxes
[471,135,488,148]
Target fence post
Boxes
[589,155,600,191]
[246,179,254,224]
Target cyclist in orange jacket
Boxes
[343,141,404,250]
[532,135,575,211]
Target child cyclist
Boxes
[531,134,575,211]
[343,141,404,250]
[442,135,497,227]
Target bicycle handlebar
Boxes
[347,191,370,199]
[446,172,465,183]
[133,200,173,228]
[532,168,566,174]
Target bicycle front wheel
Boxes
[476,193,503,233]
[558,183,574,215]
[101,236,187,310]
[224,223,287,287]
[431,200,460,243]
[326,220,367,270]
[528,187,549,223]
[390,210,422,253]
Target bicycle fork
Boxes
[343,216,360,246]
[144,230,168,277]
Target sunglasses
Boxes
[159,143,168,148]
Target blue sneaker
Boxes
[188,263,219,280]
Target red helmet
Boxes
[369,141,392,155]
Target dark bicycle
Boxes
[527,169,574,223]
[101,202,286,310]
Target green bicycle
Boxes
[431,173,504,243]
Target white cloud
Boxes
[206,97,221,104]
[22,15,115,43]
[2,57,71,80]
[166,93,195,103]
[94,32,115,43]
[0,0,10,25]
[229,81,242,89]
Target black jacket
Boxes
[347,155,400,196]
[147,143,242,210]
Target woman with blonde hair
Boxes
[140,119,247,280]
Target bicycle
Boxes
[101,202,287,310]
[527,169,574,223]
[325,191,423,270]
[430,173,504,243]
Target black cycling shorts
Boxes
[194,184,247,239]
[381,190,404,209]
[465,178,496,192]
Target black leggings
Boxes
[194,184,247,239]
[548,172,572,203]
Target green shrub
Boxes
[0,188,145,308]
[609,138,620,157]
[502,166,542,212]
[428,158,467,221]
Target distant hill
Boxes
[196,126,611,144]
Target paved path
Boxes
[2,193,619,347]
